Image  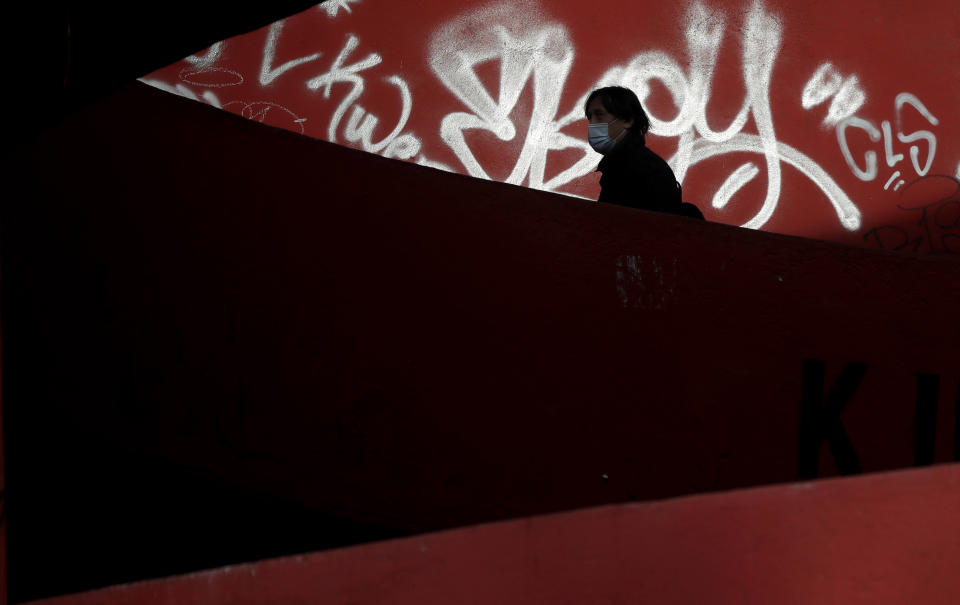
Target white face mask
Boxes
[588,119,625,154]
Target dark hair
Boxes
[584,86,651,143]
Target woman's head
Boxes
[584,86,651,143]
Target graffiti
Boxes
[615,255,678,310]
[223,100,308,133]
[306,34,382,142]
[837,93,939,189]
[137,0,958,252]
[185,42,224,69]
[896,94,940,176]
[306,34,422,159]
[143,19,447,165]
[321,0,361,18]
[634,2,858,230]
[799,360,960,478]
[260,21,322,86]
[260,19,441,162]
[802,63,866,128]
[140,77,308,132]
[429,1,860,230]
[863,175,960,254]
[179,41,245,88]
[429,3,594,191]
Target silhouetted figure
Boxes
[585,86,703,219]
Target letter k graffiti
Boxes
[799,360,868,478]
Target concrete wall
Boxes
[6,4,958,597]
[6,79,959,600]
[141,0,960,253]
[26,465,960,605]
[1,343,6,605]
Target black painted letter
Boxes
[955,377,960,462]
[913,373,939,466]
[799,360,868,479]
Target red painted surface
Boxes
[141,0,960,253]
[15,80,960,538]
[26,464,960,605]
[1,297,5,605]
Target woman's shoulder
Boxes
[631,142,676,177]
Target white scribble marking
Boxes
[429,2,593,190]
[180,41,243,88]
[837,92,939,184]
[301,35,423,158]
[345,75,419,157]
[260,21,323,86]
[664,1,787,229]
[429,1,858,230]
[829,77,867,127]
[801,63,865,127]
[801,63,842,108]
[883,171,901,190]
[616,256,641,308]
[714,2,780,228]
[684,2,751,142]
[307,35,383,143]
[415,156,454,172]
[615,1,856,229]
[837,117,881,181]
[616,256,677,310]
[712,163,760,209]
[222,100,309,134]
[201,91,222,108]
[185,42,224,69]
[148,0,877,234]
[880,121,904,167]
[179,67,244,88]
[895,93,938,177]
[681,133,861,230]
[321,0,360,18]
[143,24,436,166]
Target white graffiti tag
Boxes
[179,41,245,88]
[306,34,422,159]
[633,2,858,229]
[142,8,447,168]
[430,1,860,230]
[260,21,323,86]
[836,93,939,190]
[802,63,866,128]
[429,2,594,190]
[321,0,361,18]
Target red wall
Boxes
[13,80,959,535]
[141,0,960,253]
[25,465,960,605]
[8,37,960,595]
[1,319,6,605]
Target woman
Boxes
[585,86,703,219]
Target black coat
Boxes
[597,134,701,218]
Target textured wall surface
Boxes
[26,465,960,605]
[1,354,5,605]
[8,52,960,600]
[141,0,960,252]
[13,79,959,532]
